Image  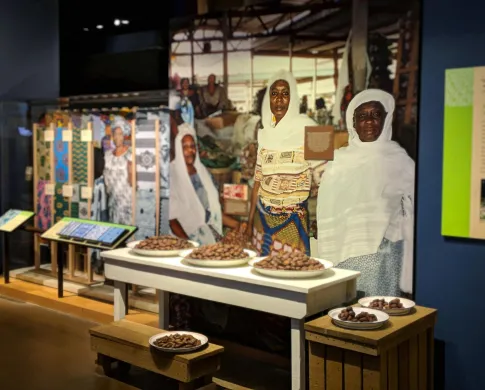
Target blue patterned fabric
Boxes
[135,189,157,240]
[335,238,403,297]
[54,127,69,183]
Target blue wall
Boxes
[417,1,485,389]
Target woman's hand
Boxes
[244,220,253,238]
[311,220,318,239]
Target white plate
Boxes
[248,258,333,279]
[180,249,257,267]
[127,240,199,257]
[149,331,208,353]
[358,296,416,316]
[328,307,389,330]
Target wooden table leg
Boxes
[291,318,306,390]
[158,290,170,329]
[178,383,195,390]
[114,281,128,321]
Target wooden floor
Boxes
[0,277,291,390]
[0,277,153,325]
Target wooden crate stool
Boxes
[90,319,224,390]
[305,305,437,390]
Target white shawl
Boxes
[258,69,316,151]
[169,123,223,243]
[316,89,415,293]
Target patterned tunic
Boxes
[255,147,325,209]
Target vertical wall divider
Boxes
[155,119,161,236]
[33,124,40,270]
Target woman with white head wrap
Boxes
[245,69,324,256]
[316,89,415,296]
[169,122,223,243]
[103,119,133,225]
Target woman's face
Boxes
[113,127,124,147]
[270,79,290,124]
[208,74,216,85]
[353,101,387,142]
[182,134,196,166]
[181,79,190,90]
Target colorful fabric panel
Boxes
[36,126,51,181]
[54,127,69,183]
[54,183,69,223]
[72,127,88,184]
[36,180,52,230]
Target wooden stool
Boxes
[90,319,224,390]
[305,305,437,390]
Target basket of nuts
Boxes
[328,306,389,330]
[358,296,415,315]
[249,252,333,279]
[127,235,199,257]
[180,243,257,267]
[149,331,208,353]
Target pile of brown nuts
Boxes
[153,333,202,349]
[186,243,248,260]
[135,235,194,251]
[338,307,378,323]
[221,230,257,251]
[254,252,324,271]
[369,298,404,310]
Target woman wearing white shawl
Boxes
[316,89,415,296]
[246,69,324,256]
[169,122,224,244]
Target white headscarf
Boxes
[258,69,316,151]
[169,123,223,243]
[317,89,415,293]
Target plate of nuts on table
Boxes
[180,243,257,267]
[249,252,333,279]
[127,235,199,257]
[329,306,389,330]
[358,296,416,315]
[149,331,208,353]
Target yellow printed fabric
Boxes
[255,147,325,208]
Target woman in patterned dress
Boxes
[103,124,133,226]
[316,89,415,297]
[245,69,324,256]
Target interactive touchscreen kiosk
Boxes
[41,217,137,297]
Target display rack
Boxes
[0,209,35,283]
[41,217,137,297]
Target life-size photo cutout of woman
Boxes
[103,121,133,226]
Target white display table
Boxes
[101,248,360,390]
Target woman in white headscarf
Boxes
[316,89,415,296]
[245,69,324,256]
[169,121,240,244]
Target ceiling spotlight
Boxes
[83,28,89,32]
[114,19,121,26]
[311,50,319,54]
[96,25,103,29]
[121,20,129,25]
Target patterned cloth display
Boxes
[54,127,69,183]
[135,112,157,190]
[134,189,157,240]
[158,110,171,235]
[36,180,52,230]
[72,127,88,184]
[36,126,51,181]
[91,177,108,222]
[54,183,69,223]
[70,184,81,219]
